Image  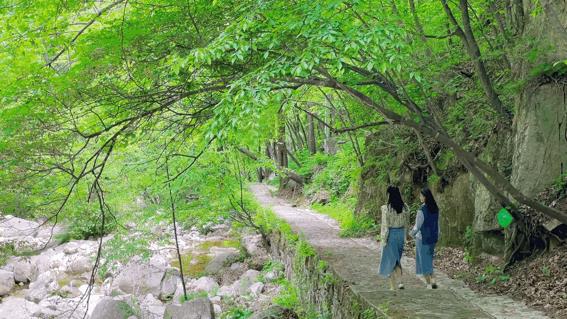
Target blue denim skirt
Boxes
[416,238,436,275]
[379,227,405,277]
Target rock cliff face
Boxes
[511,0,567,197]
[356,0,567,256]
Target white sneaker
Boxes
[398,284,405,290]
[426,284,433,289]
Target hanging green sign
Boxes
[497,208,513,228]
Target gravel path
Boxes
[251,183,550,319]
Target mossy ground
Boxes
[170,239,240,277]
[170,253,212,278]
[198,239,240,250]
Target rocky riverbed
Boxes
[0,214,287,319]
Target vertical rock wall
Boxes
[511,0,567,197]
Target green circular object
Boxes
[497,208,513,228]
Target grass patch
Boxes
[0,244,16,266]
[179,290,209,303]
[0,243,37,267]
[312,202,378,238]
[273,279,299,310]
[221,307,253,319]
[170,253,212,278]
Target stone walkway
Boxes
[251,183,549,319]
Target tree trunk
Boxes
[307,113,317,154]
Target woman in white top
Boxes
[379,186,410,290]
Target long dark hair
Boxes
[421,187,439,213]
[387,186,405,214]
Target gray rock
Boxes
[67,255,92,274]
[213,304,222,315]
[512,83,567,197]
[233,270,260,296]
[60,285,82,298]
[241,235,267,258]
[204,249,239,275]
[31,249,57,274]
[26,286,48,303]
[249,282,264,297]
[63,242,79,255]
[8,257,37,283]
[250,306,289,319]
[25,271,57,303]
[163,298,215,319]
[140,293,166,319]
[90,298,135,319]
[0,269,15,296]
[0,216,39,237]
[263,270,281,283]
[150,254,169,270]
[116,262,165,296]
[217,285,235,297]
[0,296,41,319]
[159,268,179,301]
[188,277,219,295]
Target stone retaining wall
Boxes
[267,231,384,319]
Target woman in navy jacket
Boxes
[410,187,440,289]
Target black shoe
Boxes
[431,283,438,289]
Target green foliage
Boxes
[0,0,557,288]
[312,202,378,238]
[259,260,285,283]
[221,307,253,319]
[475,264,510,285]
[463,225,476,264]
[99,234,151,278]
[273,279,299,310]
[541,265,551,277]
[179,291,209,304]
[298,145,361,201]
[0,244,16,267]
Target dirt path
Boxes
[251,183,549,319]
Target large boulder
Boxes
[0,269,15,296]
[234,270,260,295]
[163,298,215,319]
[435,173,475,246]
[204,248,239,275]
[116,262,165,296]
[159,268,179,301]
[140,293,166,319]
[0,216,66,251]
[0,296,41,319]
[241,235,268,258]
[25,271,58,303]
[90,298,135,319]
[217,285,236,298]
[188,277,219,295]
[67,255,92,274]
[0,215,39,237]
[6,257,38,283]
[31,249,59,274]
